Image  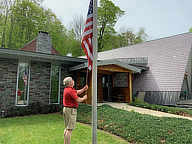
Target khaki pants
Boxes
[63,107,77,130]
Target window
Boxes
[16,63,30,106]
[78,73,86,88]
[50,64,60,104]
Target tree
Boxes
[117,27,148,47]
[190,27,192,32]
[69,15,85,56]
[98,0,124,52]
[70,15,85,41]
[0,0,70,56]
[0,0,14,48]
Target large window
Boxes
[16,63,30,106]
[50,64,60,104]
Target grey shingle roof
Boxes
[98,33,192,91]
[69,59,143,73]
[0,48,86,66]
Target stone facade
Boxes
[0,58,70,117]
[0,58,18,116]
[36,31,52,54]
[29,61,51,105]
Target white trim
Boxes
[15,63,19,105]
[15,61,30,106]
[49,64,60,104]
[58,67,61,104]
[49,64,52,104]
[27,63,31,105]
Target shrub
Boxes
[4,103,62,118]
[77,103,192,144]
[130,101,192,117]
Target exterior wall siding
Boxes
[98,33,192,105]
[181,47,192,99]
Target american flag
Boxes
[81,0,93,71]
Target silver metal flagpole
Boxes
[92,0,98,144]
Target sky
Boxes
[42,0,192,40]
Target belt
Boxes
[64,106,77,109]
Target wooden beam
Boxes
[129,73,132,103]
[98,64,132,73]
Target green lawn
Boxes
[0,113,128,144]
[1,104,192,144]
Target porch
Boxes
[70,59,148,105]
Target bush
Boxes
[4,103,62,118]
[130,101,192,117]
[77,103,192,144]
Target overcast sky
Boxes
[42,0,192,40]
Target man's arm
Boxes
[77,85,88,95]
[75,95,87,103]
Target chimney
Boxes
[36,31,52,54]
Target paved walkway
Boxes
[102,102,192,121]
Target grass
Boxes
[77,104,192,144]
[1,104,192,144]
[0,113,128,144]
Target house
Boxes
[72,33,192,105]
[1,32,192,118]
[0,31,86,117]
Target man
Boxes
[63,77,88,144]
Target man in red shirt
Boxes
[63,77,88,144]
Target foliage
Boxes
[0,114,128,144]
[98,0,124,52]
[0,0,69,55]
[190,27,192,32]
[70,14,85,41]
[77,104,192,144]
[130,100,192,117]
[3,102,61,118]
[101,28,148,51]
[0,0,148,57]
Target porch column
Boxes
[129,73,132,102]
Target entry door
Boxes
[102,75,113,101]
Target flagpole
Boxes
[92,0,98,144]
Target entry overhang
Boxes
[69,59,147,73]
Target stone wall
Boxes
[29,61,51,105]
[0,58,18,116]
[0,58,70,118]
[36,31,52,54]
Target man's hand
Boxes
[84,85,88,91]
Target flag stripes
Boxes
[81,0,93,70]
